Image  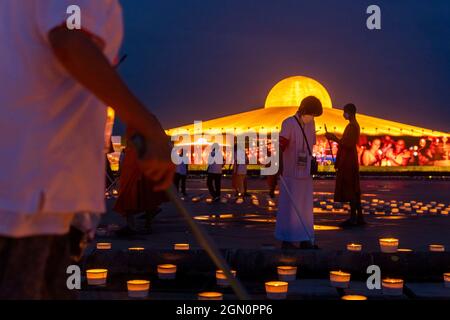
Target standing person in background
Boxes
[266,143,279,199]
[232,144,248,200]
[275,96,323,250]
[206,143,223,202]
[0,0,174,299]
[326,104,365,227]
[174,149,188,197]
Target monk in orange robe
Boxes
[114,128,168,235]
[326,104,365,227]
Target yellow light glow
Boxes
[198,292,223,300]
[342,295,367,301]
[265,76,333,109]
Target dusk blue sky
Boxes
[117,0,450,133]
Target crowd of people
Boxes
[315,135,447,167]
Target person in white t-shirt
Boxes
[232,143,248,198]
[275,96,323,250]
[0,0,174,299]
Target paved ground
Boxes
[95,178,450,252]
[81,178,450,300]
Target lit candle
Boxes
[158,264,177,280]
[429,244,445,252]
[382,279,404,296]
[174,243,190,251]
[391,208,400,214]
[330,271,351,288]
[128,247,145,252]
[326,205,333,210]
[96,242,111,250]
[86,269,108,286]
[429,208,438,214]
[127,280,150,298]
[198,292,223,301]
[252,199,260,206]
[206,198,213,204]
[265,281,289,300]
[277,266,297,281]
[397,248,413,253]
[268,200,276,207]
[192,197,201,203]
[216,270,237,287]
[444,273,450,289]
[347,243,362,252]
[341,295,367,301]
[379,238,399,253]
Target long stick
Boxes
[165,186,251,300]
[130,135,250,300]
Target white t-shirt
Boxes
[0,1,123,222]
[280,116,317,179]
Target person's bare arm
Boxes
[48,27,174,190]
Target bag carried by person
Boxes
[294,116,318,175]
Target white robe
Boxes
[275,116,316,242]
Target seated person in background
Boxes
[362,138,382,166]
[385,139,411,166]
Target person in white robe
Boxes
[275,96,323,249]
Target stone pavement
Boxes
[80,178,450,300]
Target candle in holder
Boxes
[382,279,404,296]
[277,266,297,281]
[96,242,111,250]
[198,292,223,301]
[174,243,190,251]
[192,196,201,203]
[379,238,399,253]
[429,244,445,252]
[127,280,150,298]
[330,271,351,288]
[444,273,450,288]
[341,295,367,301]
[265,281,289,300]
[86,269,108,286]
[106,152,121,172]
[347,243,362,252]
[216,270,237,287]
[158,264,177,280]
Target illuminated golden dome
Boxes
[265,76,332,109]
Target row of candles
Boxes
[194,193,449,217]
[90,241,449,300]
[316,198,450,216]
[97,239,446,254]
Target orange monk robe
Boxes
[334,121,361,202]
